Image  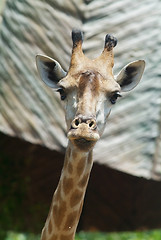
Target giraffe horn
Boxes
[104,34,117,51]
[72,29,83,49]
[95,34,117,70]
[70,29,84,67]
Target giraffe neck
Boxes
[41,141,93,240]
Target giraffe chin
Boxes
[71,138,97,151]
[67,129,100,151]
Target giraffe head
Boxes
[36,29,145,151]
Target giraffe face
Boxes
[57,69,121,150]
[36,29,145,151]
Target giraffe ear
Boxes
[36,54,67,88]
[116,60,145,92]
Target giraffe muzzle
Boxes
[67,116,100,150]
[71,116,97,130]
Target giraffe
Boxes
[36,29,145,240]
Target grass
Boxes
[2,230,161,240]
[76,231,161,240]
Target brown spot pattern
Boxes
[67,147,71,158]
[64,160,67,170]
[41,228,47,240]
[88,151,93,165]
[49,234,57,240]
[72,151,78,159]
[60,233,74,240]
[70,189,82,207]
[78,173,89,188]
[48,218,52,234]
[63,147,71,169]
[54,186,60,202]
[63,176,73,195]
[68,162,73,174]
[64,210,78,230]
[52,204,58,224]
[77,156,86,176]
[53,200,67,228]
[78,201,84,218]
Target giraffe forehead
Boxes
[78,73,120,95]
[78,70,100,96]
[59,69,119,93]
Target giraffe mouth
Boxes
[67,125,100,151]
[67,127,100,142]
[72,138,97,151]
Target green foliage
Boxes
[4,232,40,240]
[2,230,161,240]
[75,231,161,240]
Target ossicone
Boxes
[104,34,117,51]
[72,29,83,48]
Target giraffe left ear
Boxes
[116,60,145,92]
[36,54,67,88]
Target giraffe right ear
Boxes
[115,60,145,92]
[36,54,67,88]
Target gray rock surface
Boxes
[0,0,161,179]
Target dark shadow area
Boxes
[80,163,161,231]
[0,132,161,233]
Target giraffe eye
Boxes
[110,92,122,104]
[57,88,66,100]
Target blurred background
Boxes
[0,0,161,239]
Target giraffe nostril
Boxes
[89,121,94,128]
[71,116,97,130]
[87,119,97,130]
[75,119,80,126]
[71,117,82,129]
